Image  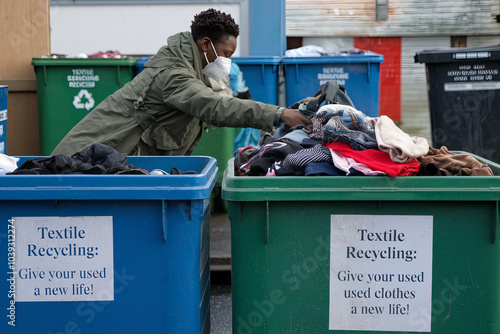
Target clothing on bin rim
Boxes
[418,146,493,176]
[9,143,143,175]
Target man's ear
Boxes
[200,37,211,53]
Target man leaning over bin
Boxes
[51,8,310,156]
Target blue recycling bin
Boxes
[282,53,384,117]
[0,85,8,154]
[135,56,152,74]
[231,56,281,105]
[0,156,217,333]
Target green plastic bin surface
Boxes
[192,125,241,186]
[222,153,500,333]
[32,58,138,155]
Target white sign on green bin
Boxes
[329,215,433,332]
[14,216,114,302]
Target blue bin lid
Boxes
[231,56,281,65]
[282,53,384,64]
[0,156,218,201]
[415,45,500,64]
[135,56,153,67]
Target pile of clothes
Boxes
[235,104,493,178]
[1,143,196,176]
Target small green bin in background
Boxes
[192,126,241,186]
[136,55,240,210]
[222,153,500,333]
[32,58,137,155]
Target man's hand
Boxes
[279,108,312,127]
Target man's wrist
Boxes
[274,107,285,127]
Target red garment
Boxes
[324,141,420,177]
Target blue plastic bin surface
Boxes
[231,56,281,105]
[283,54,384,117]
[135,56,152,74]
[1,156,217,334]
[0,85,7,154]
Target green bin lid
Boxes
[222,152,500,202]
[32,57,138,66]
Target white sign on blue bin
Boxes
[14,216,114,302]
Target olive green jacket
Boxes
[52,32,280,156]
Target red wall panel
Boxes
[354,37,402,121]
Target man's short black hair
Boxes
[190,8,240,43]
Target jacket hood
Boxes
[145,32,208,84]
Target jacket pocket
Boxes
[141,117,201,151]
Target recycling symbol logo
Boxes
[73,89,95,111]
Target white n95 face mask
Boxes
[203,40,232,82]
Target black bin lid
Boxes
[414,45,500,63]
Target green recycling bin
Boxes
[192,126,241,186]
[222,153,500,333]
[33,58,138,155]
